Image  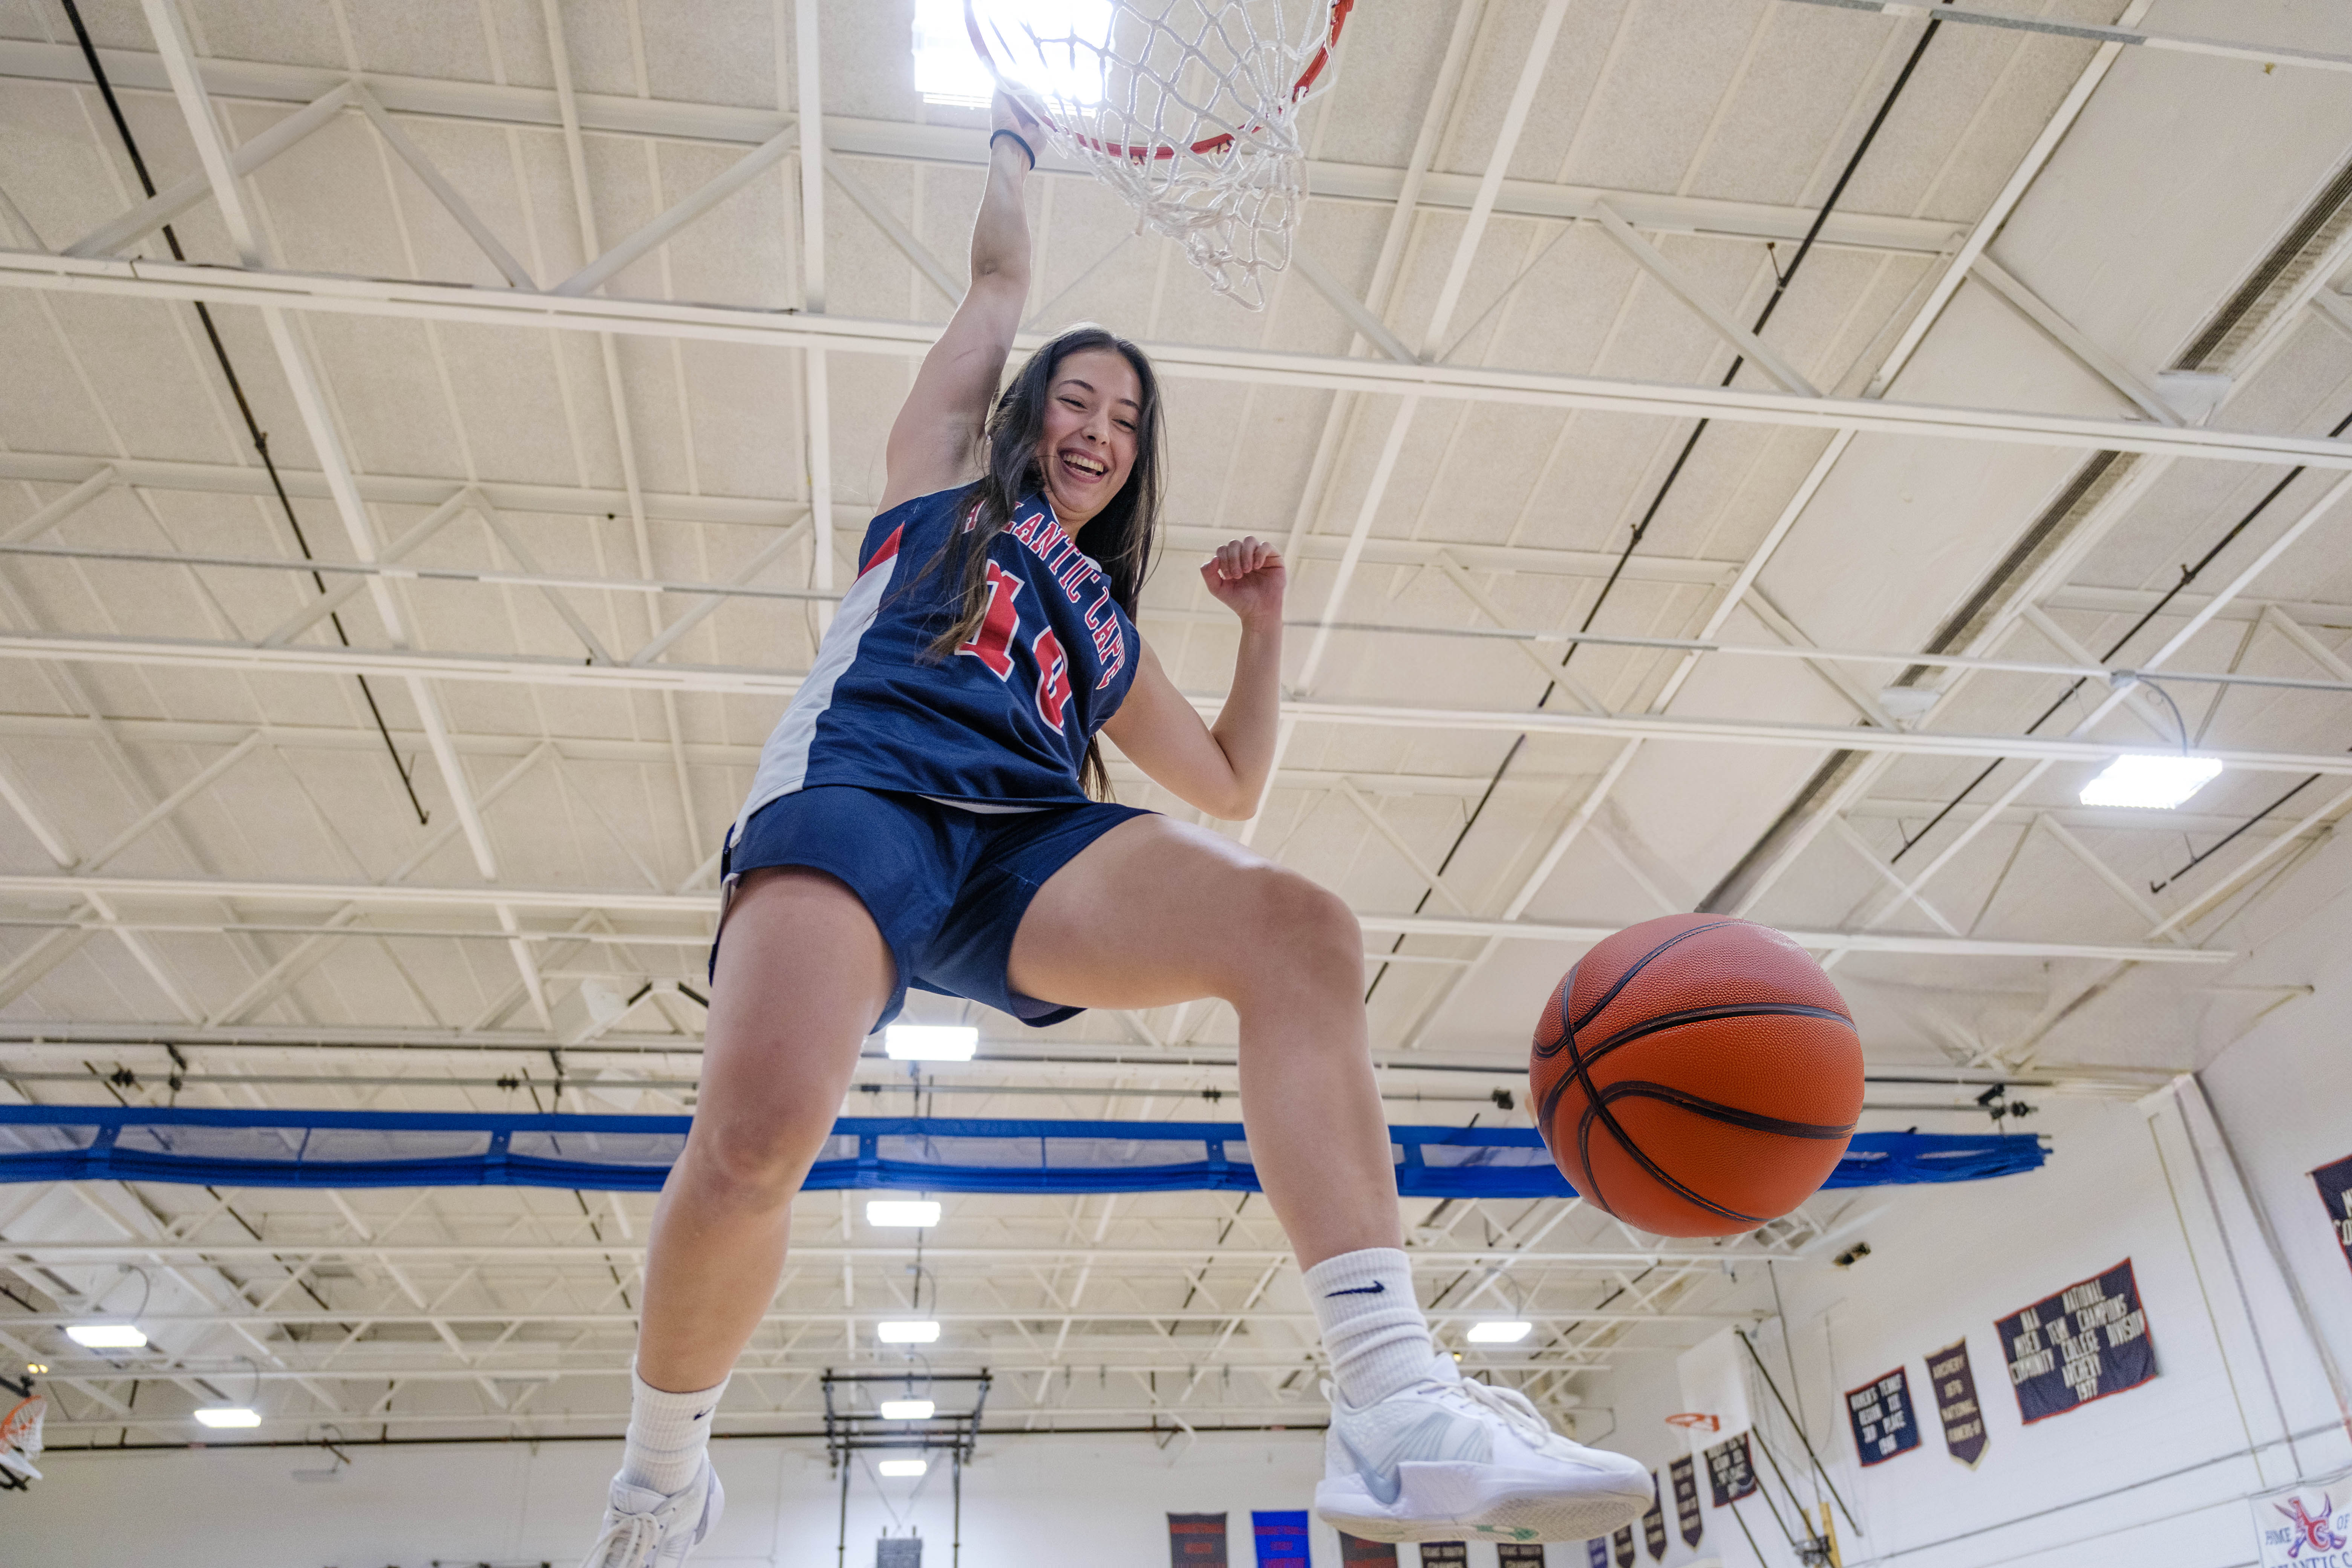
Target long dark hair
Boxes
[920,324,1164,799]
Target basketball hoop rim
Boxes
[965,0,1356,162]
[1665,1412,1721,1432]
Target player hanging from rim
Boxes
[578,95,1652,1568]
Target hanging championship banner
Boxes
[1421,1545,1469,1566]
[1499,1548,1547,1565]
[1168,1513,1228,1566]
[1253,1511,1309,1566]
[1996,1260,2158,1422]
[1927,1340,1988,1467]
[1614,1522,1637,1568]
[1704,1432,1758,1505]
[1844,1366,1921,1465]
[2315,1154,2352,1277]
[1590,1537,1611,1568]
[2253,1467,2351,1568]
[1643,1472,1669,1560]
[1672,1455,1704,1547]
[1340,1534,1400,1566]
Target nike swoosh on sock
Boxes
[1326,1282,1387,1297]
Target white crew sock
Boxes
[618,1364,729,1496]
[1305,1247,1447,1408]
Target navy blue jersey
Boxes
[737,486,1141,828]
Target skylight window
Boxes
[915,0,1112,109]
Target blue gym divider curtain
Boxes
[0,1107,2044,1194]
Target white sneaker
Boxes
[579,1459,725,1568]
[1315,1355,1651,1544]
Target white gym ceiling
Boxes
[1,0,2349,1447]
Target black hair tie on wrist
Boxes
[990,127,1037,173]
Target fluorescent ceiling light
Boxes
[867,1200,942,1228]
[877,1458,929,1478]
[65,1324,147,1349]
[876,1320,942,1344]
[879,1399,936,1421]
[2079,754,2223,809]
[916,0,1112,109]
[1464,1321,1533,1344]
[885,1024,977,1062]
[194,1407,261,1429]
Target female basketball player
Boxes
[579,97,1649,1567]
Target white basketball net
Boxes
[970,0,1352,310]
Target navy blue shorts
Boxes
[716,786,1153,1030]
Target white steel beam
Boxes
[1970,256,2179,426]
[1828,815,1960,936]
[629,512,812,665]
[1828,473,2352,960]
[11,626,2352,776]
[12,252,2351,469]
[78,732,263,872]
[1334,779,1469,915]
[2015,603,2177,743]
[2,465,115,543]
[136,0,507,898]
[1298,0,1573,696]
[42,503,2352,699]
[0,573,210,1020]
[795,0,834,620]
[1776,0,2352,75]
[1431,551,1607,714]
[1289,247,1419,366]
[472,498,617,664]
[61,82,352,258]
[0,1308,1761,1330]
[203,744,555,1026]
[2031,813,2181,938]
[0,181,38,248]
[1864,0,2154,397]
[1470,0,2164,978]
[2258,603,2352,681]
[825,158,962,305]
[348,85,535,289]
[1590,200,1819,397]
[260,488,479,646]
[0,449,1751,588]
[0,871,2230,963]
[555,129,796,297]
[0,41,1967,257]
[0,1239,1758,1265]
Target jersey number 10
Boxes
[957,561,1074,730]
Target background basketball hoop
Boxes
[967,0,1354,309]
[1666,1412,1721,1433]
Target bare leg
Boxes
[634,868,894,1392]
[1009,815,1400,1266]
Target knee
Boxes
[1223,867,1362,1004]
[682,1111,819,1210]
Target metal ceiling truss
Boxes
[1,1170,1739,1438]
[0,38,1970,255]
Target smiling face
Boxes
[1034,346,1142,533]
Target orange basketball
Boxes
[1529,915,1863,1238]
